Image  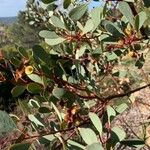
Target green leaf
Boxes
[39,30,59,39]
[46,3,57,11]
[38,107,51,113]
[51,102,62,123]
[89,112,102,135]
[106,52,118,61]
[103,20,124,37]
[28,114,44,127]
[27,74,43,85]
[28,0,35,4]
[41,0,55,4]
[116,103,128,114]
[135,11,147,30]
[68,76,78,84]
[78,128,98,145]
[9,143,31,150]
[43,134,56,141]
[85,143,104,150]
[27,83,42,94]
[63,0,71,9]
[90,7,103,31]
[113,71,127,78]
[67,140,85,149]
[82,19,94,35]
[143,0,150,8]
[52,87,66,99]
[50,16,66,30]
[0,110,16,136]
[11,85,26,97]
[121,139,145,148]
[18,47,28,58]
[111,126,126,142]
[75,45,86,59]
[10,57,22,67]
[77,21,84,31]
[118,1,134,26]
[92,47,102,55]
[107,106,116,123]
[33,45,51,65]
[135,54,145,69]
[69,3,88,21]
[107,126,126,148]
[45,37,66,46]
[28,99,40,108]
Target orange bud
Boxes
[128,51,134,57]
[117,39,124,46]
[124,28,132,36]
[71,105,79,115]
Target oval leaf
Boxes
[82,19,94,35]
[67,140,85,149]
[50,15,66,30]
[39,30,59,39]
[38,107,51,113]
[135,11,147,30]
[89,112,102,135]
[107,106,116,123]
[52,87,65,99]
[121,139,145,148]
[0,110,16,136]
[45,37,66,46]
[11,85,26,97]
[90,7,103,31]
[9,143,31,150]
[28,114,44,127]
[116,103,128,114]
[111,126,126,142]
[27,83,42,94]
[18,47,28,58]
[103,20,124,37]
[27,74,43,85]
[118,1,134,26]
[78,128,98,145]
[69,3,88,21]
[86,143,104,150]
[32,45,51,65]
[63,0,71,9]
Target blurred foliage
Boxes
[8,11,42,48]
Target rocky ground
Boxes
[113,87,150,150]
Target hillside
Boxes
[0,17,17,24]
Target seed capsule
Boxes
[25,66,34,75]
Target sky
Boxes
[89,1,102,9]
[0,0,26,17]
[0,0,101,17]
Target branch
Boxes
[12,83,150,143]
[105,83,150,101]
[12,101,106,143]
[65,79,150,102]
[12,119,90,142]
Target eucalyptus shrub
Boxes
[1,0,150,149]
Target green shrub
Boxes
[1,0,150,149]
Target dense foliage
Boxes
[0,0,150,149]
